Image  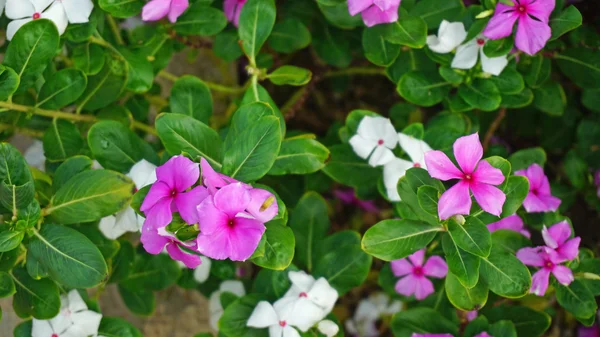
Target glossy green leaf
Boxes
[251,223,295,270]
[11,267,61,319]
[448,217,491,257]
[550,6,582,41]
[238,0,276,59]
[169,75,213,124]
[442,233,481,288]
[391,307,458,337]
[0,65,19,101]
[383,16,427,48]
[173,4,227,36]
[363,26,401,67]
[52,156,93,192]
[458,79,501,112]
[120,253,181,291]
[98,317,143,337]
[556,279,598,322]
[268,18,311,53]
[268,136,329,175]
[445,272,488,311]
[267,66,312,86]
[37,69,87,109]
[480,248,531,298]
[501,176,529,217]
[42,119,84,162]
[409,0,463,28]
[555,48,600,89]
[484,305,550,337]
[314,238,372,295]
[0,271,16,298]
[289,192,330,271]
[118,286,155,316]
[398,71,450,107]
[99,0,144,18]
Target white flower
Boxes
[345,293,402,337]
[426,20,467,54]
[99,160,157,240]
[193,256,212,283]
[383,134,432,201]
[317,320,339,337]
[24,140,45,171]
[0,0,5,15]
[349,116,398,167]
[32,290,102,337]
[209,280,246,331]
[247,301,302,337]
[6,0,94,40]
[451,36,508,76]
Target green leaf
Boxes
[480,248,531,298]
[251,223,295,270]
[240,85,286,136]
[550,6,582,41]
[77,57,128,111]
[482,37,513,57]
[391,308,458,337]
[398,71,450,107]
[99,0,144,18]
[490,68,524,95]
[53,156,93,192]
[363,26,401,67]
[47,170,134,225]
[408,0,463,28]
[322,144,380,188]
[42,119,84,162]
[501,89,534,109]
[173,4,227,36]
[219,294,268,337]
[442,233,480,288]
[501,176,529,216]
[169,75,213,124]
[88,120,159,172]
[362,219,442,261]
[458,79,501,112]
[508,147,546,171]
[533,81,566,116]
[155,113,223,168]
[267,66,312,86]
[439,66,464,85]
[72,225,120,260]
[313,24,352,68]
[214,30,245,61]
[522,54,550,88]
[11,267,60,319]
[491,230,531,254]
[0,225,24,252]
[238,0,276,59]
[314,239,372,295]
[118,286,155,316]
[119,48,154,93]
[98,317,143,337]
[222,116,282,182]
[382,16,427,48]
[108,240,135,283]
[483,306,549,337]
[0,65,19,101]
[555,48,600,89]
[397,168,444,225]
[72,43,105,75]
[268,136,329,175]
[417,185,439,216]
[268,18,311,53]
[289,192,330,271]
[37,69,87,109]
[3,19,59,93]
[0,271,16,298]
[14,321,33,337]
[120,253,181,291]
[27,224,108,288]
[556,279,598,321]
[448,217,491,258]
[487,321,517,337]
[445,272,488,311]
[0,144,35,211]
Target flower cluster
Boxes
[517,221,580,296]
[347,0,401,27]
[141,0,245,26]
[345,293,402,337]
[247,271,339,337]
[391,249,448,300]
[140,156,278,267]
[349,116,433,202]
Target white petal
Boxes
[427,34,453,54]
[307,278,338,313]
[349,135,376,160]
[114,207,139,232]
[353,300,380,322]
[356,116,396,145]
[317,320,339,337]
[209,291,223,330]
[284,299,326,332]
[480,49,508,76]
[6,18,32,40]
[438,20,467,51]
[269,325,284,337]
[247,301,280,328]
[128,159,158,189]
[41,2,68,35]
[193,256,211,283]
[288,271,315,293]
[369,292,390,311]
[398,133,432,165]
[99,215,124,240]
[32,319,54,337]
[24,140,46,171]
[383,158,413,194]
[220,280,246,297]
[385,300,403,315]
[0,0,6,15]
[368,146,395,167]
[92,160,103,169]
[60,0,93,24]
[71,310,102,336]
[5,0,34,19]
[451,40,479,70]
[30,0,52,12]
[283,326,301,337]
[67,289,88,312]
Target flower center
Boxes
[228,219,235,228]
[51,334,59,337]
[476,39,485,46]
[464,174,472,181]
[170,190,177,197]
[33,12,41,20]
[544,260,555,270]
[413,162,421,168]
[517,5,526,13]
[299,292,308,298]
[377,139,384,145]
[413,266,424,277]
[279,321,287,327]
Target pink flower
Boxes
[541,221,581,262]
[334,188,379,213]
[482,0,555,55]
[594,170,600,198]
[466,310,478,321]
[487,214,531,238]
[424,133,506,220]
[196,183,268,261]
[141,225,202,268]
[514,164,561,213]
[142,0,189,23]
[141,156,209,228]
[347,0,401,27]
[517,246,574,296]
[391,250,448,300]
[411,334,454,337]
[224,0,246,27]
[579,326,600,337]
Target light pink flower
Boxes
[142,0,189,23]
[517,246,574,296]
[391,250,448,300]
[224,0,246,27]
[347,0,401,27]
[541,221,581,262]
[141,225,202,268]
[515,164,561,213]
[482,0,555,55]
[196,183,267,261]
[141,156,208,228]
[466,310,478,321]
[424,133,506,220]
[487,214,531,238]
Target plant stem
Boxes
[0,123,44,138]
[106,15,125,46]
[483,108,507,151]
[132,120,158,136]
[158,70,246,94]
[323,67,387,79]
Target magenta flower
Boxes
[142,0,189,23]
[482,0,555,55]
[201,158,243,194]
[347,0,401,27]
[517,246,574,296]
[411,334,454,337]
[141,156,209,228]
[141,225,202,268]
[334,188,379,213]
[391,250,448,300]
[515,164,561,213]
[424,133,506,220]
[594,170,600,198]
[196,183,267,261]
[487,214,531,238]
[579,326,600,337]
[541,221,581,262]
[466,310,478,321]
[224,0,247,27]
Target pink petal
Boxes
[196,197,229,235]
[424,151,464,181]
[168,0,189,23]
[143,197,174,229]
[453,133,483,174]
[156,155,200,192]
[522,192,556,213]
[482,3,519,40]
[488,214,531,238]
[348,0,373,16]
[438,180,472,220]
[201,157,228,194]
[140,181,171,213]
[423,256,448,278]
[141,225,169,254]
[536,194,561,212]
[361,4,399,27]
[414,276,435,300]
[228,217,266,261]
[472,160,505,186]
[515,14,551,55]
[552,265,574,286]
[530,268,551,296]
[527,0,555,23]
[395,274,417,297]
[545,221,572,247]
[516,247,545,267]
[373,0,399,11]
[471,182,506,217]
[556,237,580,262]
[223,0,237,21]
[391,259,413,277]
[214,183,251,218]
[166,242,201,268]
[409,249,426,267]
[197,227,231,260]
[515,164,544,191]
[233,1,245,27]
[246,188,278,223]
[175,186,209,225]
[141,0,171,21]
[474,333,493,337]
